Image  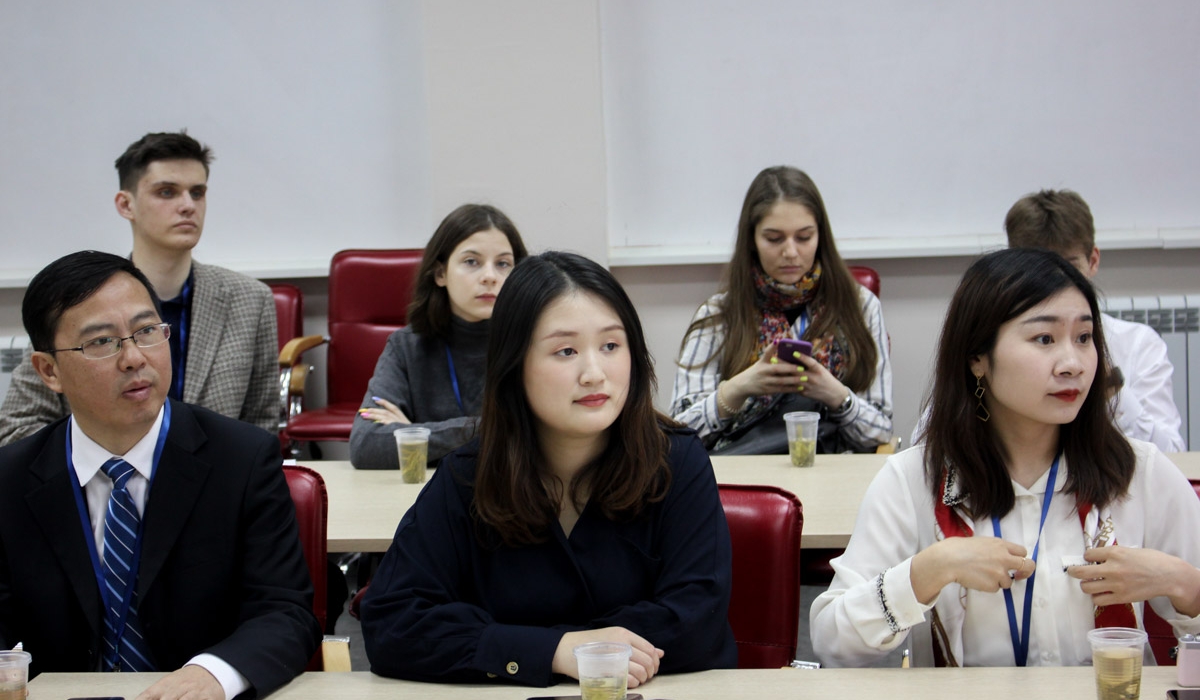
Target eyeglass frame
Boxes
[46,322,172,360]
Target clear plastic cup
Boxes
[784,411,819,467]
[395,427,431,484]
[0,650,31,700]
[574,642,631,700]
[1088,627,1147,700]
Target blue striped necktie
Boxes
[100,457,156,672]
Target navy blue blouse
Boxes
[360,430,737,686]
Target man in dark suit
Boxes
[0,251,320,699]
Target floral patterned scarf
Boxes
[752,262,848,384]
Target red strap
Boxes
[1077,505,1137,629]
[935,471,973,539]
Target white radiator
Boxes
[0,336,29,401]
[1101,295,1199,450]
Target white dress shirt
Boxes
[810,440,1200,668]
[70,410,249,700]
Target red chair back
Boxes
[287,249,424,444]
[848,265,880,299]
[284,464,328,670]
[327,249,423,406]
[270,283,304,353]
[1143,478,1200,665]
[719,484,803,668]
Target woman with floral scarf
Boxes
[670,166,892,454]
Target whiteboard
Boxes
[0,0,431,283]
[601,1,1200,258]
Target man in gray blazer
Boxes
[0,132,278,445]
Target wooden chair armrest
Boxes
[321,635,352,672]
[290,363,311,395]
[280,334,327,367]
[876,436,902,454]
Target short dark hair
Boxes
[922,247,1133,519]
[474,251,674,547]
[407,204,528,342]
[1005,189,1095,256]
[115,131,213,191]
[23,251,161,352]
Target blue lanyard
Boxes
[797,307,809,337]
[444,346,465,414]
[991,453,1060,667]
[66,401,171,664]
[171,276,192,401]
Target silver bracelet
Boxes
[876,569,901,633]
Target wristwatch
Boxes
[835,392,853,414]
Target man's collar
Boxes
[69,406,165,484]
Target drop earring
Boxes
[974,375,990,423]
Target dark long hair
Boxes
[407,203,527,342]
[474,251,673,546]
[679,166,877,391]
[922,247,1134,518]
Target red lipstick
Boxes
[576,394,609,407]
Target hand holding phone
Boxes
[775,338,812,365]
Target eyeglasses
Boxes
[49,322,172,360]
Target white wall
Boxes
[0,0,431,282]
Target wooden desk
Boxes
[306,452,1200,553]
[26,666,1187,699]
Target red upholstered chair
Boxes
[1143,478,1200,665]
[270,284,304,454]
[282,250,423,455]
[283,464,328,670]
[270,283,304,353]
[848,265,880,298]
[719,484,804,668]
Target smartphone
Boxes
[1167,691,1200,700]
[776,338,812,364]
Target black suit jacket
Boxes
[0,400,320,696]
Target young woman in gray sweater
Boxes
[349,204,528,469]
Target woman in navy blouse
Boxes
[360,251,737,688]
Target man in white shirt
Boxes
[0,251,319,699]
[1004,189,1185,452]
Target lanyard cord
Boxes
[991,453,1061,666]
[67,401,172,665]
[444,346,465,414]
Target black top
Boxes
[360,429,738,686]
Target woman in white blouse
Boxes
[811,247,1200,668]
[669,166,892,454]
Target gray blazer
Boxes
[0,262,279,445]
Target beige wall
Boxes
[421,0,608,264]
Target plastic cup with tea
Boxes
[0,650,30,700]
[1088,627,1147,700]
[574,641,631,700]
[394,427,431,484]
[784,411,819,467]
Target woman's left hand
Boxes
[789,352,853,409]
[1067,546,1200,617]
[357,396,412,425]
